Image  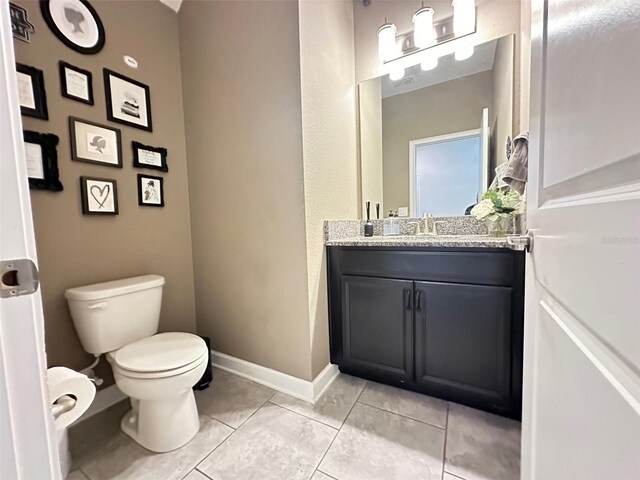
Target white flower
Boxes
[470,199,495,220]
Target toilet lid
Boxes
[114,332,206,373]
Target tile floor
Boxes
[68,368,521,480]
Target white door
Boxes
[521,1,640,478]
[0,2,61,479]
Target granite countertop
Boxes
[325,234,510,248]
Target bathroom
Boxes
[1,0,638,479]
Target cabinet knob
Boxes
[415,290,422,312]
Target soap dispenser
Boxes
[364,201,373,237]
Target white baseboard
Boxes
[73,351,339,425]
[75,383,128,424]
[211,350,338,404]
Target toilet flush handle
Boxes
[87,302,107,310]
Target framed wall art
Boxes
[16,63,48,120]
[40,0,105,54]
[104,69,152,131]
[137,174,164,207]
[80,176,118,215]
[132,141,168,172]
[69,117,122,167]
[59,61,93,105]
[10,3,35,43]
[23,131,63,191]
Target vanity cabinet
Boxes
[341,276,414,382]
[327,246,525,419]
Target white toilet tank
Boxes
[65,275,165,355]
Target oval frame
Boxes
[40,0,105,55]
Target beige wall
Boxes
[381,71,493,213]
[359,77,384,214]
[353,0,524,132]
[490,35,515,171]
[179,0,314,381]
[298,0,359,378]
[14,0,196,387]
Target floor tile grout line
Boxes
[441,402,451,480]
[198,410,237,431]
[309,379,368,478]
[314,469,340,480]
[194,395,273,472]
[355,398,447,430]
[442,470,467,480]
[265,400,340,431]
[195,466,216,480]
[336,380,367,430]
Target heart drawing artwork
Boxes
[81,177,118,215]
[90,183,110,209]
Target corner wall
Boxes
[179,0,314,380]
[298,0,359,378]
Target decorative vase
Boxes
[485,216,511,237]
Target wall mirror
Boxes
[359,34,515,218]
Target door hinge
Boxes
[1,259,39,298]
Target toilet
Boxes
[65,275,208,453]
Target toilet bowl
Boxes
[108,332,208,452]
[65,275,210,453]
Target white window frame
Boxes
[408,128,484,217]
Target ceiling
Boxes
[380,39,498,99]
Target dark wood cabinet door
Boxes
[341,275,414,382]
[414,281,512,409]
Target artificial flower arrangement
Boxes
[471,188,522,236]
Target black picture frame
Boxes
[23,131,63,192]
[40,0,105,55]
[16,63,48,120]
[59,61,93,105]
[137,174,164,208]
[69,117,122,168]
[132,141,168,172]
[104,69,153,132]
[80,176,118,215]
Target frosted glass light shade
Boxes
[452,0,476,36]
[389,66,405,81]
[413,7,435,49]
[421,55,438,71]
[455,45,474,60]
[377,22,397,62]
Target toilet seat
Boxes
[110,332,208,379]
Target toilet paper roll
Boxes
[47,367,96,429]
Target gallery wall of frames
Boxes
[11,0,197,378]
[13,0,169,212]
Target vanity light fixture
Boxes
[377,1,476,64]
[454,44,474,61]
[377,18,398,62]
[421,55,438,71]
[389,65,405,81]
[452,0,476,36]
[413,4,435,49]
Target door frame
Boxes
[0,2,61,478]
[408,128,482,217]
